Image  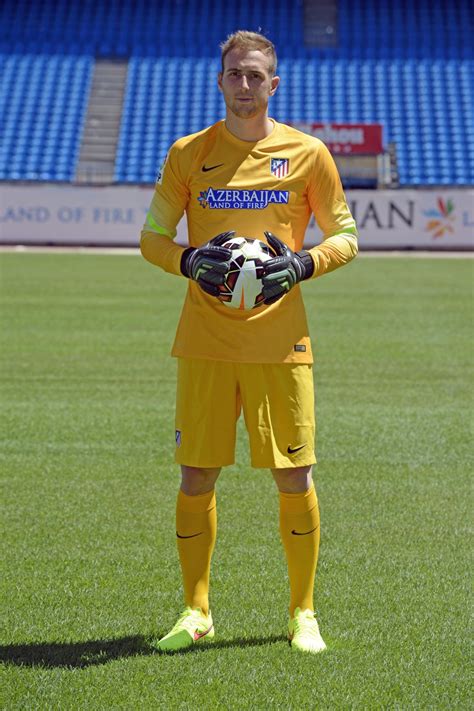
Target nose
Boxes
[240,74,249,91]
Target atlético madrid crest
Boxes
[270,157,289,178]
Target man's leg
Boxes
[273,465,326,654]
[155,358,238,651]
[154,466,220,652]
[176,465,221,615]
[238,361,324,653]
[174,358,238,615]
[272,465,320,616]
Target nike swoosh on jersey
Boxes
[287,444,306,454]
[291,526,318,536]
[202,163,224,172]
[176,531,203,539]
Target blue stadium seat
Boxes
[0,1,472,185]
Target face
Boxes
[218,48,280,120]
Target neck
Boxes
[225,111,274,142]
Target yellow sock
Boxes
[176,489,217,615]
[279,484,320,616]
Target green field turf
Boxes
[0,253,472,709]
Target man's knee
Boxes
[180,465,221,495]
[271,465,313,493]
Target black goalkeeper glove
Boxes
[262,231,314,305]
[180,231,234,297]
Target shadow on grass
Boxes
[0,634,286,668]
[0,636,148,669]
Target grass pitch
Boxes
[0,252,472,709]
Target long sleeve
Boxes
[307,141,358,278]
[140,142,190,276]
[140,231,184,276]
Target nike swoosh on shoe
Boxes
[193,625,214,640]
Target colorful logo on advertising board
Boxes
[424,198,455,238]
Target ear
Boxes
[217,72,223,92]
[269,75,280,96]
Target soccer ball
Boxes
[217,236,273,309]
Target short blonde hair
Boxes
[220,30,277,76]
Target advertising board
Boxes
[1,185,472,250]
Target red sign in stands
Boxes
[292,123,384,154]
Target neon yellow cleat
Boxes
[153,607,215,652]
[288,607,327,654]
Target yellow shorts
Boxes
[175,358,316,469]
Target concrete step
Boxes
[77,159,115,167]
[78,153,117,161]
[93,68,128,76]
[86,122,121,130]
[92,71,128,78]
[82,130,120,138]
[89,90,125,98]
[86,104,123,113]
[83,129,120,137]
[82,142,117,149]
[82,127,120,135]
[79,144,117,153]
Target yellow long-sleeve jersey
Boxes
[141,119,358,363]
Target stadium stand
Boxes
[0,54,92,181]
[0,0,472,186]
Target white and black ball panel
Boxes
[217,237,273,310]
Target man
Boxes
[140,30,358,654]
